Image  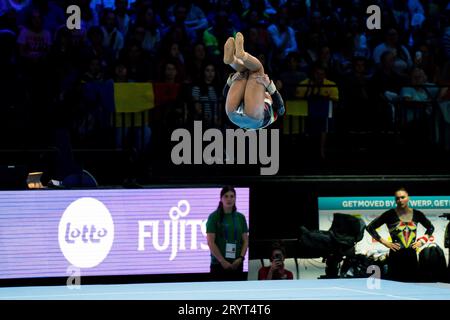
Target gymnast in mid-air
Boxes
[223,32,285,130]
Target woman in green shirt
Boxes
[206,186,249,281]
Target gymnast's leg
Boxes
[234,32,266,120]
[223,37,248,115]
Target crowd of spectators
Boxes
[1,0,450,179]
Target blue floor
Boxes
[1,279,450,300]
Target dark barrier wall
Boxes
[1,176,449,286]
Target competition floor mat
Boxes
[1,279,450,300]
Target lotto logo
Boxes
[64,223,108,244]
[59,198,114,268]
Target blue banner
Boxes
[318,196,450,211]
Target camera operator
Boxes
[258,242,294,280]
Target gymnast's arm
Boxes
[265,78,285,113]
[270,89,284,111]
[416,210,435,236]
[366,210,392,243]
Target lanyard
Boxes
[224,212,239,243]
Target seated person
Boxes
[258,242,294,280]
[400,68,438,102]
[400,68,439,123]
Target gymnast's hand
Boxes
[254,74,271,88]
[411,240,424,249]
[380,238,401,251]
[231,71,247,82]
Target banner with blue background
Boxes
[319,196,450,211]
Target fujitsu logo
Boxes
[138,200,208,260]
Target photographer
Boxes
[258,242,293,280]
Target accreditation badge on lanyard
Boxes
[225,243,237,259]
[224,213,239,259]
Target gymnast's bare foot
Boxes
[234,32,247,60]
[223,37,235,64]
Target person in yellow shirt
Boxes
[295,63,339,101]
[295,63,339,159]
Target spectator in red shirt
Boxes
[258,242,294,280]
